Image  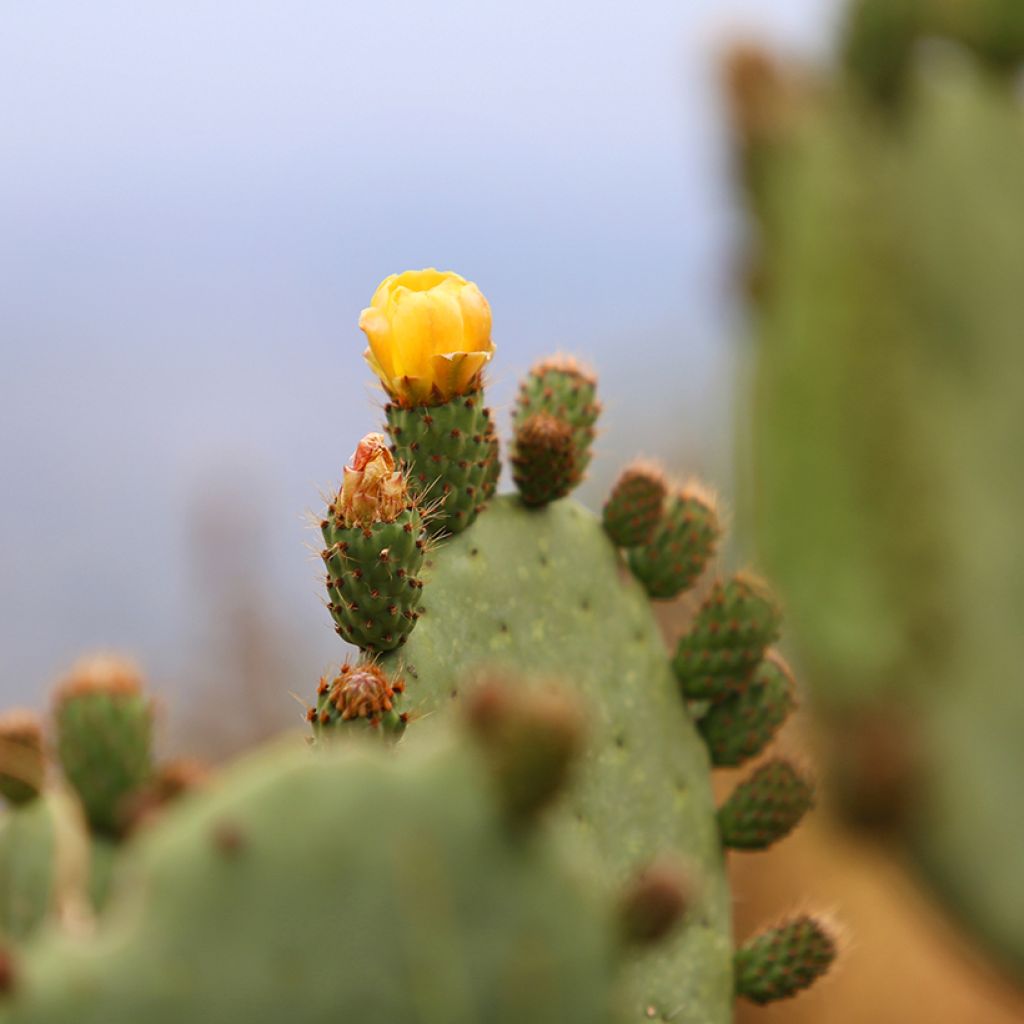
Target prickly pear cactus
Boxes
[735,0,1024,978]
[0,712,90,943]
[0,692,683,1024]
[307,269,837,1020]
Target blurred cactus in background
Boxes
[734,0,1024,980]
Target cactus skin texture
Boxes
[673,574,782,702]
[697,651,795,768]
[321,508,425,652]
[740,0,1024,977]
[386,390,498,535]
[735,916,837,1005]
[0,717,631,1024]
[627,486,720,600]
[602,461,667,549]
[717,758,814,851]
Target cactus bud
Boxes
[602,460,667,548]
[308,662,407,739]
[53,654,153,838]
[511,413,578,507]
[464,679,583,824]
[718,757,814,850]
[322,433,427,652]
[627,484,720,600]
[618,858,693,946]
[697,651,796,767]
[735,915,838,1003]
[513,355,601,482]
[0,710,45,805]
[674,573,781,702]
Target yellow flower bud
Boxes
[335,433,407,527]
[359,268,495,407]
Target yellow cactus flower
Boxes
[359,268,495,406]
[335,433,407,527]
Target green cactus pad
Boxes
[627,487,720,600]
[386,390,497,535]
[717,758,813,851]
[697,651,795,768]
[0,731,623,1024]
[511,413,579,507]
[322,507,425,652]
[379,495,733,1024]
[54,669,153,838]
[735,916,837,1004]
[0,791,89,943]
[513,357,600,479]
[673,574,781,702]
[308,662,407,739]
[602,462,667,549]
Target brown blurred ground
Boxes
[721,722,1024,1024]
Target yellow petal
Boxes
[358,307,398,381]
[431,350,491,400]
[390,287,465,374]
[391,268,461,294]
[456,282,493,354]
[369,273,398,311]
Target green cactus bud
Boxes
[717,758,814,851]
[322,434,426,653]
[511,413,579,507]
[308,662,407,740]
[627,484,720,600]
[602,460,667,548]
[53,655,154,838]
[0,711,45,806]
[618,858,692,946]
[464,679,584,824]
[386,389,499,535]
[513,355,600,480]
[735,915,838,1004]
[674,574,781,702]
[697,651,796,767]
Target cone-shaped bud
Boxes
[627,484,720,600]
[322,434,426,652]
[618,858,693,946]
[464,679,583,824]
[718,758,813,850]
[0,711,45,806]
[602,460,667,548]
[697,651,796,767]
[511,413,578,507]
[674,573,781,701]
[735,915,838,1004]
[307,662,407,740]
[386,391,499,536]
[53,654,154,837]
[513,355,600,480]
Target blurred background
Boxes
[4,3,1024,1021]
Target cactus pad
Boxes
[380,495,733,1024]
[717,758,814,851]
[0,726,625,1024]
[735,915,837,1004]
[628,486,720,601]
[602,461,667,549]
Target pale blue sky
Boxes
[0,1,841,718]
